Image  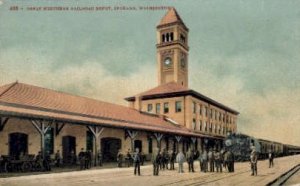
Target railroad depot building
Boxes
[0,8,238,163]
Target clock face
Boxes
[164,58,172,66]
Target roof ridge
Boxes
[0,81,18,98]
[125,82,189,100]
[15,82,135,111]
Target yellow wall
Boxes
[132,95,238,138]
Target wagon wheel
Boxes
[22,162,32,172]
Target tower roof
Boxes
[157,8,188,30]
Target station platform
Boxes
[1,154,300,186]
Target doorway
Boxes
[9,132,28,159]
[101,137,121,162]
[62,135,76,164]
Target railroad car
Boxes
[224,133,300,161]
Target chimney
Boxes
[134,95,142,111]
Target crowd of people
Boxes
[0,146,276,176]
[148,147,236,176]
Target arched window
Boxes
[166,33,169,42]
[162,34,165,42]
[170,32,174,41]
[199,120,202,131]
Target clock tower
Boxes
[156,8,189,88]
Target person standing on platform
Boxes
[198,150,203,172]
[269,151,274,168]
[215,150,222,173]
[126,149,132,167]
[202,149,208,172]
[250,148,258,176]
[186,149,195,172]
[208,149,215,172]
[78,148,85,170]
[176,149,185,173]
[169,150,176,170]
[151,148,160,176]
[227,150,235,172]
[55,150,61,167]
[117,149,123,168]
[133,148,141,176]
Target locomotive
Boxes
[224,133,260,161]
[224,133,300,161]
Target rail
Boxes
[266,164,300,186]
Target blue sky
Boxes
[0,0,299,145]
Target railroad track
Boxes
[266,164,300,186]
[159,168,250,186]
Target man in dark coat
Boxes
[151,148,160,176]
[227,150,235,172]
[35,151,44,171]
[126,149,132,167]
[208,149,215,172]
[186,149,195,172]
[78,148,86,170]
[169,150,176,170]
[269,151,274,168]
[55,150,61,167]
[133,148,141,176]
[117,150,123,167]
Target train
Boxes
[224,133,300,161]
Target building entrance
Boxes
[62,136,76,164]
[101,137,121,162]
[9,132,28,159]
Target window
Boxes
[204,121,207,131]
[170,32,174,41]
[215,111,218,120]
[45,128,54,154]
[192,119,196,130]
[193,102,196,114]
[210,109,213,118]
[164,102,169,113]
[175,101,182,112]
[205,107,207,117]
[162,34,165,42]
[147,104,153,112]
[199,120,202,131]
[166,33,170,42]
[156,103,160,114]
[180,34,186,43]
[86,130,94,152]
[199,105,202,115]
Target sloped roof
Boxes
[125,82,239,115]
[0,82,209,137]
[137,82,189,97]
[157,8,188,30]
